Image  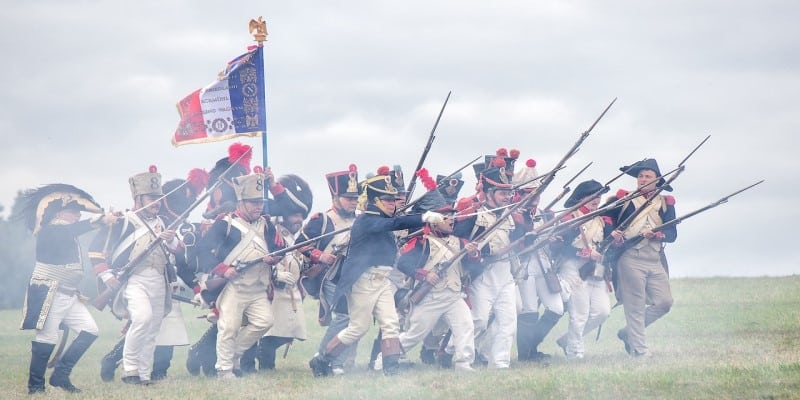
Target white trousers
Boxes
[559,259,610,356]
[215,285,273,371]
[470,261,516,368]
[338,267,399,345]
[123,270,166,380]
[35,291,98,344]
[400,290,474,368]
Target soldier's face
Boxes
[583,195,601,211]
[237,199,264,222]
[487,189,512,208]
[376,197,396,216]
[55,208,81,224]
[335,196,358,214]
[637,169,659,193]
[139,194,162,217]
[283,213,305,234]
[394,194,407,209]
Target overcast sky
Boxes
[1,1,797,277]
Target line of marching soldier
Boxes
[17,142,680,393]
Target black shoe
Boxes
[420,348,436,365]
[50,373,81,393]
[100,356,117,382]
[439,352,454,369]
[309,355,331,377]
[617,330,633,355]
[529,351,552,367]
[121,375,141,385]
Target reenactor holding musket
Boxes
[396,182,480,371]
[193,166,284,378]
[605,159,677,358]
[89,165,180,385]
[553,179,614,360]
[310,170,441,376]
[453,155,528,369]
[240,173,314,372]
[300,164,361,376]
[19,184,117,394]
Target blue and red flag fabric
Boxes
[172,46,266,146]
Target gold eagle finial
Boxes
[249,17,268,44]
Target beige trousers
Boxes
[337,267,399,345]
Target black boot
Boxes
[529,309,563,364]
[151,345,173,381]
[367,331,382,370]
[100,338,125,382]
[239,343,258,375]
[50,331,98,393]
[187,324,217,377]
[381,338,403,376]
[516,312,539,361]
[28,341,55,394]
[258,336,290,371]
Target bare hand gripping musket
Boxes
[597,135,710,258]
[200,226,351,305]
[613,180,764,255]
[92,149,254,311]
[406,91,451,201]
[403,186,542,308]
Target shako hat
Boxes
[436,172,464,206]
[325,164,360,198]
[389,165,406,195]
[129,165,163,198]
[232,166,266,201]
[479,157,514,192]
[411,168,455,214]
[512,158,540,191]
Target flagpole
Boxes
[249,17,269,210]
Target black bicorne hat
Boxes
[564,180,604,208]
[619,158,672,192]
[16,184,103,235]
[326,164,360,198]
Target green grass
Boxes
[3,276,800,399]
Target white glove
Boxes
[422,211,445,224]
[274,270,297,287]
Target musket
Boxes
[512,165,568,191]
[404,184,541,307]
[598,135,710,256]
[406,91,451,200]
[435,155,481,187]
[92,148,254,311]
[535,98,616,195]
[200,226,352,303]
[513,167,652,259]
[542,161,593,212]
[399,154,479,213]
[614,180,764,253]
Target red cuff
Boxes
[415,269,428,281]
[269,182,286,196]
[310,249,323,263]
[212,262,230,276]
[193,285,202,294]
[93,263,109,275]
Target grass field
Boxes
[2,276,799,399]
